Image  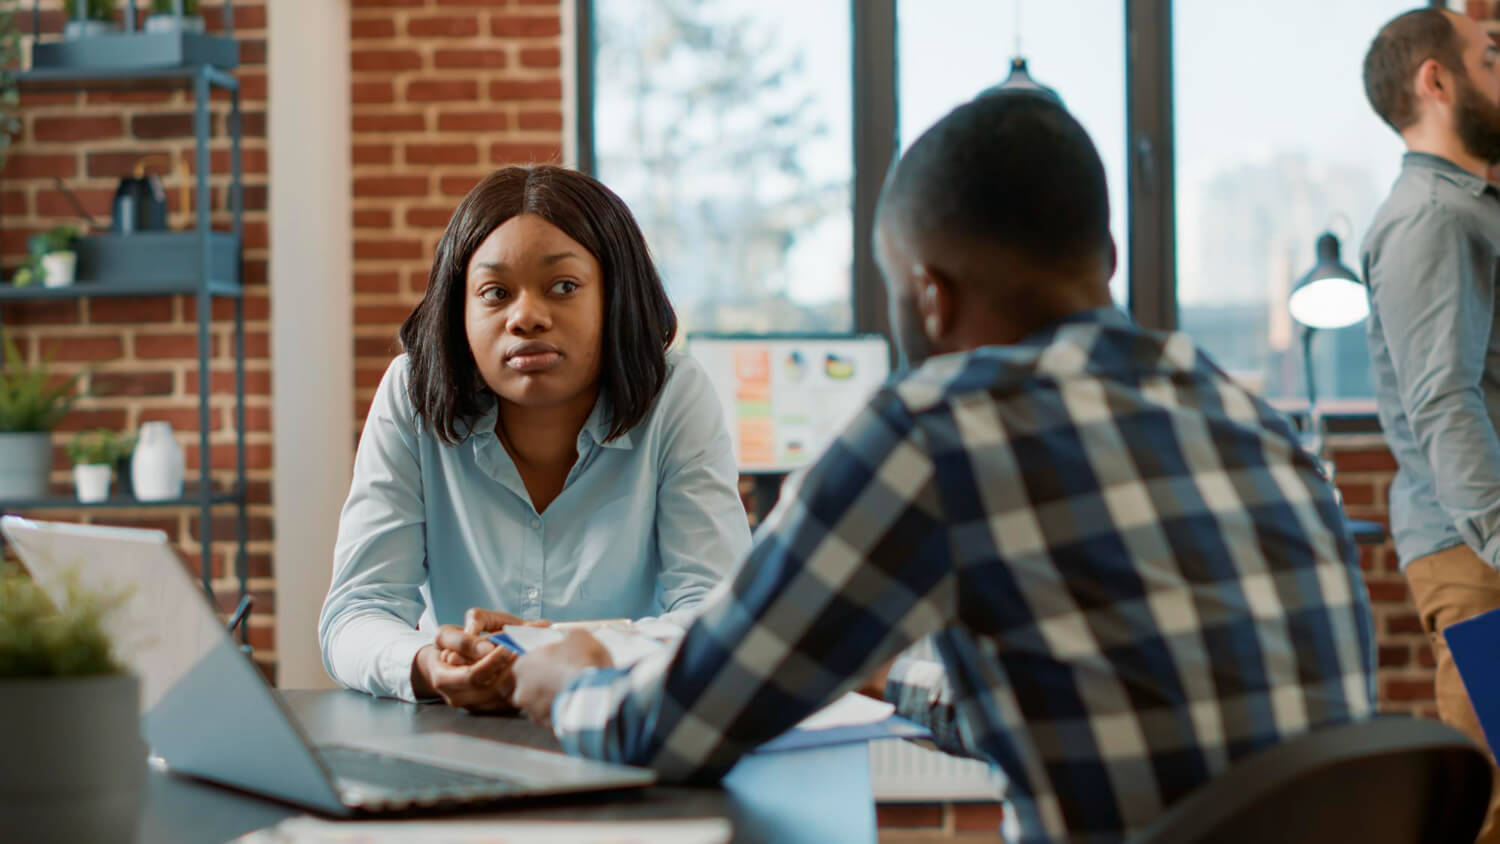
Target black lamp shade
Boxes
[981,57,1063,105]
[1288,232,1368,330]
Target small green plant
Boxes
[0,336,81,432]
[0,564,126,678]
[151,0,200,14]
[28,225,78,257]
[67,429,126,466]
[68,0,116,23]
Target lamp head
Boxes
[1288,232,1368,330]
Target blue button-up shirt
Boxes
[319,352,752,701]
[1364,152,1500,568]
[550,308,1375,843]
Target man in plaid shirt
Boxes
[504,92,1376,841]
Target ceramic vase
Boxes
[132,421,184,501]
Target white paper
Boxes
[794,692,895,731]
[237,816,731,844]
[499,624,669,668]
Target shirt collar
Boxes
[1403,151,1493,198]
[1016,304,1133,347]
[465,394,634,451]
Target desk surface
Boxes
[140,689,875,844]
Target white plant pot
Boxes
[0,431,53,499]
[63,19,119,40]
[74,463,113,503]
[41,251,76,288]
[0,674,146,844]
[132,421,185,502]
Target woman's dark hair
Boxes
[398,165,677,445]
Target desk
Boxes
[138,690,876,844]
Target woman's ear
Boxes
[912,265,956,345]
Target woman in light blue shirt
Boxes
[319,166,752,706]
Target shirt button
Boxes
[530,518,541,529]
[527,587,539,600]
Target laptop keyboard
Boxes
[318,745,525,807]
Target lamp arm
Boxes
[1301,326,1320,450]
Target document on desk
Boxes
[491,623,677,668]
[238,816,730,844]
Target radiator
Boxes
[868,738,1002,802]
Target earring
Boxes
[925,315,941,336]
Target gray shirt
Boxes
[1363,152,1500,568]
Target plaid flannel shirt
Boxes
[551,306,1376,843]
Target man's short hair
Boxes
[1364,8,1466,131]
[877,91,1111,275]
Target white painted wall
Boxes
[267,0,352,689]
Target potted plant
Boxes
[67,429,125,503]
[29,225,80,288]
[145,0,204,34]
[0,338,80,499]
[0,566,145,843]
[63,0,117,40]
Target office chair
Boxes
[1131,717,1491,844]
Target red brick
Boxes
[405,143,480,165]
[491,15,561,37]
[212,294,270,321]
[409,15,480,37]
[406,207,455,228]
[490,142,561,164]
[86,90,175,106]
[2,190,26,216]
[191,514,275,543]
[519,47,561,69]
[33,115,124,142]
[1418,643,1437,668]
[239,332,271,358]
[407,79,479,102]
[351,17,398,38]
[353,143,395,166]
[355,239,426,260]
[131,112,198,139]
[953,802,1005,832]
[1365,578,1409,604]
[356,304,419,326]
[353,209,394,228]
[1383,679,1435,702]
[202,5,268,30]
[517,110,564,131]
[0,300,79,324]
[1385,613,1425,636]
[202,148,270,175]
[489,78,562,101]
[20,91,78,107]
[53,409,130,434]
[91,371,176,397]
[352,81,396,105]
[242,406,273,433]
[407,268,432,293]
[355,271,402,294]
[434,48,508,69]
[139,407,222,433]
[353,176,429,198]
[36,188,113,219]
[876,804,943,828]
[1378,645,1410,668]
[355,336,400,358]
[1336,480,1374,507]
[240,111,268,138]
[439,173,489,196]
[353,113,426,132]
[136,333,213,360]
[239,39,268,66]
[1332,448,1398,474]
[352,49,423,72]
[39,336,125,362]
[185,441,274,472]
[437,110,510,132]
[4,153,78,180]
[88,297,176,324]
[352,0,424,6]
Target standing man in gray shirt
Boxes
[1364,8,1500,839]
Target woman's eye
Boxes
[552,280,580,295]
[480,287,509,303]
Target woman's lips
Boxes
[506,351,561,373]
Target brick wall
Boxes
[1,2,274,671]
[349,0,564,429]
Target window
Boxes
[1173,1,1409,401]
[897,0,1129,306]
[591,0,853,334]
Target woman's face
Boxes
[464,214,605,412]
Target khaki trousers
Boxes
[1406,544,1500,843]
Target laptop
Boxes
[0,516,656,815]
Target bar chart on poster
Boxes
[687,335,891,473]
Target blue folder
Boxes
[1442,608,1500,755]
[753,713,930,754]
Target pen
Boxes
[225,595,253,633]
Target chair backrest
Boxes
[1130,717,1491,844]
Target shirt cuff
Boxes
[382,628,440,703]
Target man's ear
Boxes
[912,265,957,343]
[1415,57,1452,106]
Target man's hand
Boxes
[436,608,551,668]
[409,624,519,712]
[510,630,613,727]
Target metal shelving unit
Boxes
[0,50,249,623]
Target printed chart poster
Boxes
[687,336,891,473]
